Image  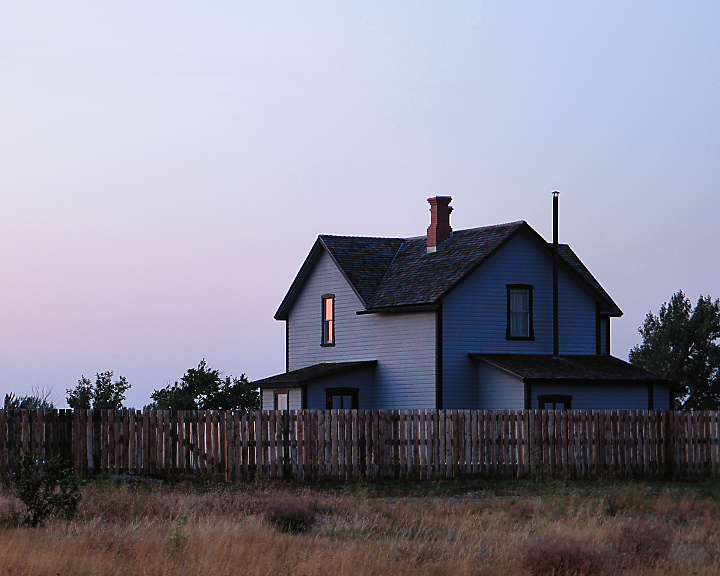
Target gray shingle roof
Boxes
[368,222,524,308]
[275,219,622,319]
[320,236,404,306]
[253,361,377,387]
[471,354,679,387]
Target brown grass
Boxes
[0,478,718,575]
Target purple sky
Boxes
[1,2,719,408]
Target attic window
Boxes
[321,294,335,346]
[507,285,534,340]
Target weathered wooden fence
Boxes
[1,409,720,481]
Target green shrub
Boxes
[169,513,190,557]
[13,452,81,527]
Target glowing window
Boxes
[322,295,335,346]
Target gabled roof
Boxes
[275,220,621,320]
[253,361,377,388]
[470,354,680,388]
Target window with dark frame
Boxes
[538,394,572,410]
[507,285,534,340]
[321,294,335,346]
[274,391,289,411]
[325,387,359,409]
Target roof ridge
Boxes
[401,220,526,242]
[320,233,405,241]
[454,220,526,233]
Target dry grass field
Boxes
[0,477,718,575]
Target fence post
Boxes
[283,409,292,479]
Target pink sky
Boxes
[1,2,718,408]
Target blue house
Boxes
[255,196,674,411]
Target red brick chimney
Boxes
[427,196,453,253]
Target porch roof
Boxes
[253,361,377,388]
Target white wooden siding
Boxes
[262,389,272,410]
[442,233,602,408]
[531,382,649,410]
[287,250,436,409]
[476,362,525,409]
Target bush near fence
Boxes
[0,409,718,481]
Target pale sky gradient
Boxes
[1,2,718,408]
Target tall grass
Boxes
[0,479,718,575]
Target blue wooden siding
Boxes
[476,362,525,409]
[261,387,302,411]
[652,384,671,410]
[287,250,436,409]
[442,233,602,409]
[531,382,649,410]
[599,317,608,354]
[305,366,375,409]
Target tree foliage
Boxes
[629,290,720,410]
[66,371,131,409]
[4,386,55,410]
[148,359,260,410]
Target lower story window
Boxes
[538,394,572,410]
[326,387,359,409]
[274,391,289,411]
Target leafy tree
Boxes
[4,386,55,410]
[148,359,260,410]
[66,371,131,409]
[629,290,720,410]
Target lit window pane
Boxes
[322,296,335,344]
[325,298,333,320]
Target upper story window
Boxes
[507,284,534,340]
[321,294,335,346]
